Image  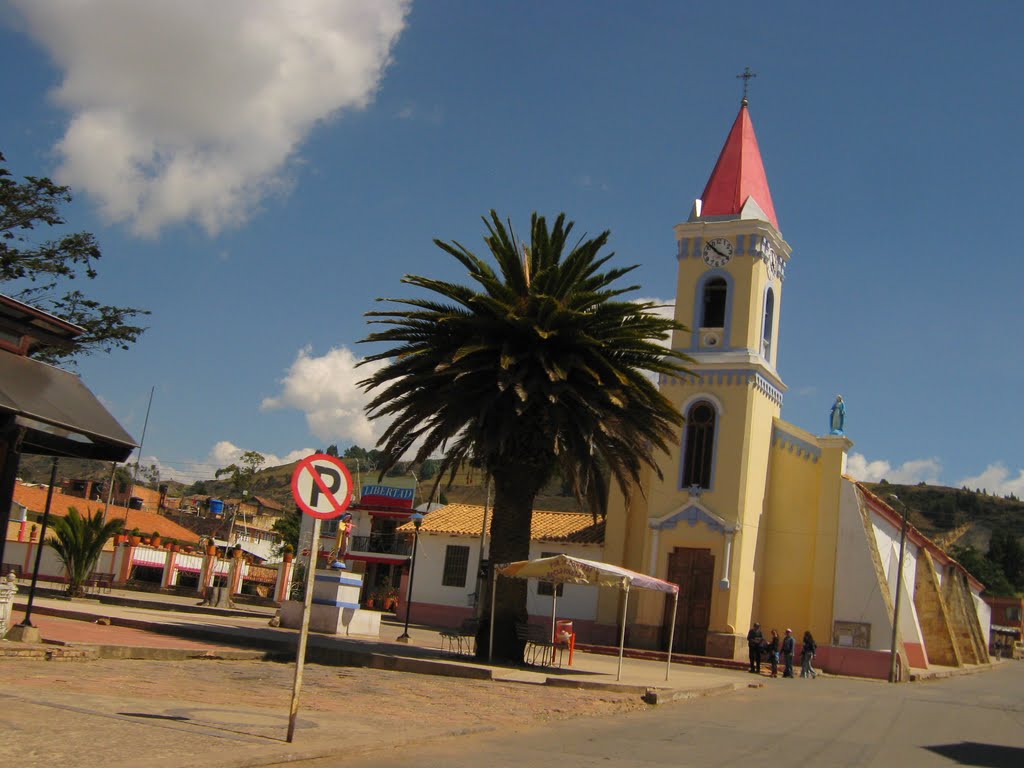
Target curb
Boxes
[642,681,745,705]
[909,662,995,682]
[10,601,753,703]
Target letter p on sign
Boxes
[291,454,354,519]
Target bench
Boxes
[440,618,479,656]
[515,622,564,667]
[85,572,114,594]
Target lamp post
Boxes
[396,512,424,643]
[19,458,59,632]
[888,494,910,683]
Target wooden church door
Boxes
[664,547,714,655]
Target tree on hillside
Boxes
[47,507,123,598]
[272,506,302,555]
[359,211,692,661]
[951,544,1015,596]
[215,450,266,498]
[988,530,1024,590]
[0,151,148,365]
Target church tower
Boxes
[666,98,791,653]
[601,97,792,660]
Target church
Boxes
[596,96,991,679]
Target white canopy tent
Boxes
[488,554,680,681]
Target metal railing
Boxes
[349,534,413,556]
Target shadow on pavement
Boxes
[925,741,1024,768]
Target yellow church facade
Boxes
[598,100,990,677]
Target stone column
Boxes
[117,542,134,583]
[275,556,295,602]
[23,526,37,575]
[162,550,177,589]
[0,573,17,639]
[229,548,244,595]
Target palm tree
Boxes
[359,211,693,661]
[47,506,123,597]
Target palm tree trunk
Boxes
[477,462,546,663]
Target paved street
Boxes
[301,663,1024,768]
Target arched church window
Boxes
[702,278,727,328]
[682,401,716,489]
[762,287,775,360]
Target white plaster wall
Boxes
[833,481,893,650]
[4,540,77,581]
[409,533,604,622]
[409,532,484,610]
[973,590,992,640]
[872,512,925,648]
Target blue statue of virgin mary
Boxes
[829,396,845,435]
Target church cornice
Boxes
[676,231,790,282]
[660,367,785,407]
[771,423,822,463]
[650,499,738,534]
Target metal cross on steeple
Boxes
[736,66,757,105]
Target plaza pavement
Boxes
[1,585,754,767]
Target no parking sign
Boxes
[290,453,354,519]
[286,452,354,743]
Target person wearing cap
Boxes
[746,622,764,673]
[781,628,796,678]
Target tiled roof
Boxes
[252,495,284,511]
[397,503,604,545]
[12,482,201,544]
[130,485,162,503]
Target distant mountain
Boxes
[14,455,587,514]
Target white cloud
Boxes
[631,297,677,382]
[262,345,386,445]
[846,453,943,485]
[138,442,316,484]
[956,464,1024,497]
[13,0,411,235]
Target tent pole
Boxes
[617,585,630,682]
[550,586,560,665]
[488,568,498,663]
[665,590,679,681]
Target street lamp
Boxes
[396,512,425,643]
[888,494,911,683]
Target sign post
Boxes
[286,453,353,743]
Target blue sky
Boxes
[1,1,1020,495]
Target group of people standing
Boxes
[746,622,818,679]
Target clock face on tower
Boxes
[702,237,733,267]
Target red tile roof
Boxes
[397,503,604,545]
[856,482,983,593]
[252,495,284,512]
[12,482,200,544]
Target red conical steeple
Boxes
[699,102,778,229]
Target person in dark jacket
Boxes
[747,622,764,673]
[781,628,796,678]
[801,630,818,678]
[766,629,780,677]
